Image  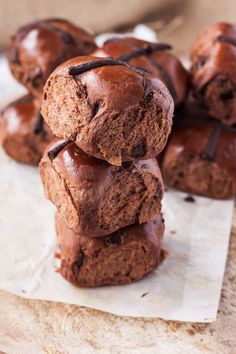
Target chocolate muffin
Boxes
[40,139,164,237]
[56,212,164,287]
[190,22,236,125]
[162,119,236,199]
[7,19,97,96]
[0,94,53,165]
[41,56,174,165]
[94,37,189,107]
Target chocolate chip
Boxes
[184,195,195,203]
[132,141,147,158]
[122,161,133,169]
[92,101,101,117]
[47,140,71,161]
[104,231,123,245]
[145,91,154,105]
[74,252,84,268]
[72,251,84,277]
[220,91,234,101]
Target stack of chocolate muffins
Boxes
[39,54,174,287]
[162,22,236,199]
[0,19,97,164]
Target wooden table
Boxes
[0,212,235,354]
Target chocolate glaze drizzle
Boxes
[48,140,71,162]
[117,43,172,61]
[200,120,222,161]
[106,37,177,100]
[148,56,177,100]
[43,22,75,45]
[32,112,44,135]
[200,120,236,161]
[217,34,236,47]
[68,58,148,77]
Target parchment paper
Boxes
[0,27,234,322]
[0,149,234,322]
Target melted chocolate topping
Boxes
[42,22,75,45]
[117,43,172,61]
[200,120,222,161]
[106,38,177,100]
[217,34,236,47]
[32,112,44,134]
[48,140,71,161]
[148,56,177,100]
[68,58,148,77]
[104,231,124,245]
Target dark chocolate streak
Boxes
[200,120,222,161]
[148,56,177,100]
[117,43,172,61]
[68,59,148,77]
[48,140,71,161]
[217,35,236,47]
[42,23,75,45]
[108,38,177,100]
[32,112,44,134]
[45,18,70,24]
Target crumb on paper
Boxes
[160,249,169,264]
[54,252,61,259]
[170,230,176,235]
[141,292,149,298]
[184,195,196,203]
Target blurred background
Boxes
[0,0,235,56]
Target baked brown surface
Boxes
[94,37,189,107]
[41,56,174,165]
[40,138,164,237]
[190,22,236,125]
[0,94,54,165]
[56,212,164,287]
[7,19,97,96]
[162,118,236,199]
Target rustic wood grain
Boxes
[0,211,235,354]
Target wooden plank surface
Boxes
[0,212,235,354]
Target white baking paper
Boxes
[0,149,234,322]
[0,27,234,322]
